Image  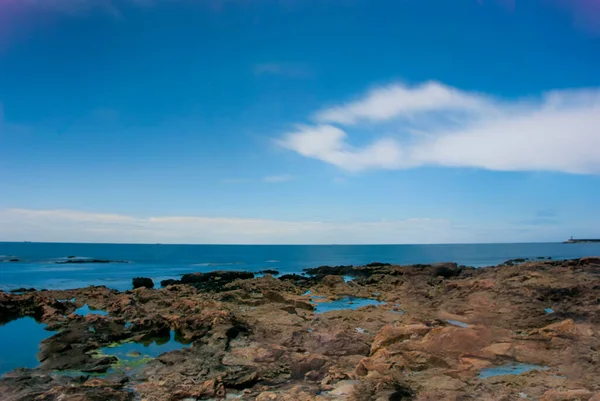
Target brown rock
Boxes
[541,389,595,401]
[540,319,580,338]
[322,275,345,287]
[370,323,430,354]
[421,326,493,355]
[480,342,514,359]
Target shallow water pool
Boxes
[447,320,470,328]
[479,363,548,378]
[312,297,383,314]
[98,330,190,374]
[0,317,53,376]
[74,304,108,317]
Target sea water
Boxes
[1,242,599,292]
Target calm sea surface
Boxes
[1,242,600,292]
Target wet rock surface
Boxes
[1,258,600,400]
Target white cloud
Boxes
[262,174,294,183]
[315,81,492,125]
[0,208,454,244]
[279,81,600,174]
[278,125,404,172]
[1,208,589,244]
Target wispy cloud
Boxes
[253,63,311,78]
[278,81,600,174]
[1,208,589,243]
[262,174,294,183]
[0,208,454,244]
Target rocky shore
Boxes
[1,257,599,400]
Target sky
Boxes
[0,0,600,244]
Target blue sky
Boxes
[1,0,599,244]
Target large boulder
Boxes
[132,277,154,289]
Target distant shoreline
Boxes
[564,239,600,244]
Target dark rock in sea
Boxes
[55,259,129,264]
[259,269,280,275]
[502,258,530,266]
[279,273,312,282]
[9,259,20,262]
[160,279,179,287]
[161,271,254,292]
[67,256,76,259]
[9,288,37,293]
[303,265,356,276]
[132,277,154,289]
[365,262,392,267]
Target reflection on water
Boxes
[74,305,108,317]
[98,331,191,375]
[0,317,53,376]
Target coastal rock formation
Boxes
[132,277,155,289]
[1,258,600,400]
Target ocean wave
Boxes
[265,260,280,263]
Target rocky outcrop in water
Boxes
[132,277,154,289]
[1,258,600,400]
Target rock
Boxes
[164,270,255,292]
[480,342,514,359]
[539,319,580,338]
[503,258,529,266]
[2,257,600,400]
[9,258,20,262]
[322,275,345,287]
[55,259,128,264]
[432,263,461,278]
[578,257,600,266]
[160,279,179,287]
[329,380,359,396]
[371,323,431,354]
[365,262,392,267]
[9,287,37,293]
[279,274,312,283]
[304,265,355,276]
[540,389,595,401]
[260,269,280,275]
[422,326,493,355]
[132,277,154,289]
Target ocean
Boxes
[1,242,600,292]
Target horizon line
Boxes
[0,240,568,246]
